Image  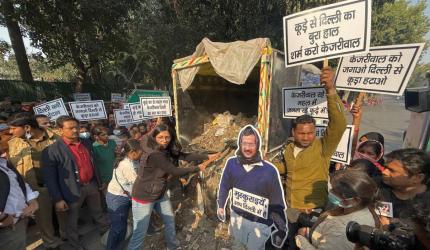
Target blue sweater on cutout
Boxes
[217,157,287,229]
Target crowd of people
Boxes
[0,67,429,250]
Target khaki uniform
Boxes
[8,129,63,248]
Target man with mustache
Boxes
[217,125,287,249]
[275,67,347,249]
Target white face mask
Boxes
[79,132,91,139]
[113,130,121,136]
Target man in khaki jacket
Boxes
[8,116,63,249]
[275,67,347,249]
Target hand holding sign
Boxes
[320,67,336,95]
[350,105,362,120]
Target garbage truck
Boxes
[170,38,306,218]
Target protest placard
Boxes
[232,188,269,219]
[33,98,69,121]
[283,86,328,119]
[73,93,91,101]
[68,100,107,121]
[334,43,425,96]
[128,103,146,122]
[316,125,354,164]
[113,109,136,126]
[111,93,125,103]
[283,0,371,67]
[140,96,172,118]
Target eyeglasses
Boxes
[241,142,256,148]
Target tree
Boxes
[0,0,33,83]
[285,0,394,15]
[17,0,141,92]
[409,63,430,87]
[125,0,287,90]
[371,0,430,48]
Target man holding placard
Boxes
[274,67,346,248]
[217,125,287,249]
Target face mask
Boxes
[113,130,121,136]
[25,130,32,140]
[328,191,355,208]
[79,132,91,139]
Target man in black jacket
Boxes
[42,116,109,250]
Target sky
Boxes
[1,1,430,62]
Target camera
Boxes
[346,221,416,250]
[297,210,321,228]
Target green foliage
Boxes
[371,0,430,49]
[118,0,287,89]
[16,0,141,85]
[0,54,76,81]
[408,63,430,87]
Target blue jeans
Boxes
[106,192,131,250]
[128,194,178,250]
[230,210,272,250]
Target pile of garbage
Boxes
[189,111,256,152]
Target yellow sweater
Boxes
[275,94,347,209]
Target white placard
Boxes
[316,125,354,164]
[139,96,172,118]
[334,43,425,96]
[232,188,269,219]
[111,93,125,103]
[113,109,136,126]
[128,103,145,122]
[68,100,107,121]
[283,0,371,67]
[73,93,91,101]
[33,98,69,121]
[283,86,328,119]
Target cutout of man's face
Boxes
[241,134,257,159]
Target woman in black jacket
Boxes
[128,124,218,250]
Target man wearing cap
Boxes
[217,125,288,249]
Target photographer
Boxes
[295,170,380,250]
[378,148,430,220]
[346,197,430,250]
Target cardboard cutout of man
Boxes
[217,125,288,249]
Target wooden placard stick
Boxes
[351,92,366,154]
[323,58,329,68]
